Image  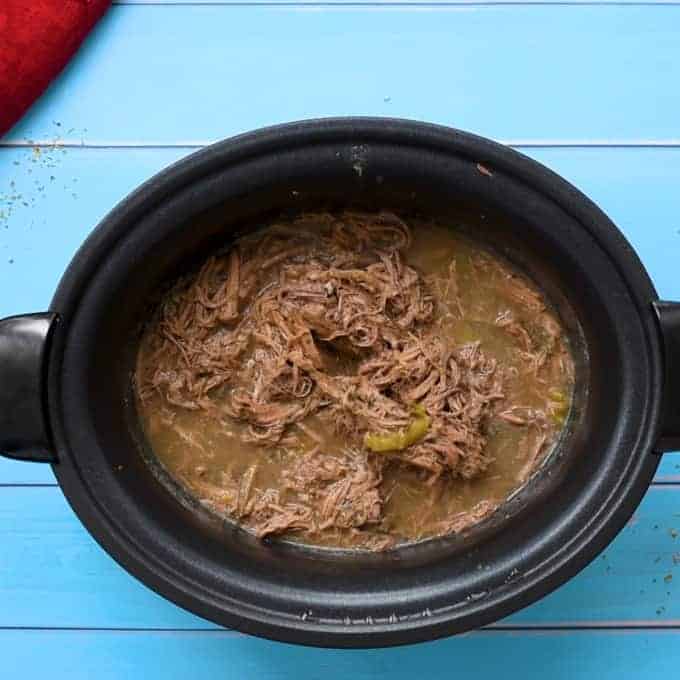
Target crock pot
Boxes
[1,118,679,648]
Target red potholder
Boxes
[0,1,111,137]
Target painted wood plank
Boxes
[1,145,679,480]
[2,5,680,145]
[2,629,680,680]
[2,485,680,628]
[0,147,189,484]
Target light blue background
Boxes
[1,2,680,677]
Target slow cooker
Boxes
[1,119,678,647]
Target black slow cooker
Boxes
[1,119,679,648]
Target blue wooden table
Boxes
[2,1,680,676]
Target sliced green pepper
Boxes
[364,404,431,453]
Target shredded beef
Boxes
[137,212,562,546]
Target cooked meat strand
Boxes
[136,212,573,550]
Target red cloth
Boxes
[0,1,111,137]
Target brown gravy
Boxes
[135,213,574,550]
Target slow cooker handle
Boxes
[0,313,59,463]
[654,301,680,452]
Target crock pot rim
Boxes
[46,117,663,647]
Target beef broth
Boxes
[135,212,574,550]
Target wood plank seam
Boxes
[112,1,680,5]
[5,142,680,149]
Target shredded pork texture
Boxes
[138,212,541,545]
